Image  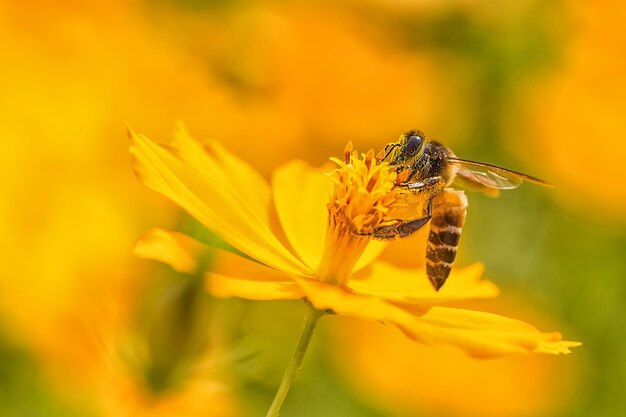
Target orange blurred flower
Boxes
[517,2,626,219]
[91,276,238,417]
[130,126,579,358]
[31,263,238,417]
[0,4,236,413]
[158,2,450,169]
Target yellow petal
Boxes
[272,160,389,274]
[207,273,304,301]
[293,277,580,358]
[272,160,331,269]
[129,128,311,275]
[133,227,302,300]
[175,126,271,223]
[134,228,204,274]
[207,248,304,300]
[349,262,499,304]
[398,306,580,357]
[353,241,388,272]
[328,315,579,417]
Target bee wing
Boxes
[448,157,553,193]
[452,172,502,197]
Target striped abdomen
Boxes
[426,189,468,291]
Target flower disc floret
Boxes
[316,144,412,286]
[327,143,409,235]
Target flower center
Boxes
[316,143,411,286]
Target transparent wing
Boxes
[448,157,553,191]
[452,173,501,197]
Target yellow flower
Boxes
[129,125,579,358]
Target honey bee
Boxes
[370,130,551,291]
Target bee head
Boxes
[388,130,425,165]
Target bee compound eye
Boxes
[404,134,424,156]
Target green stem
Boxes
[265,305,324,417]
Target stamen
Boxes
[396,168,411,184]
[366,171,379,193]
[317,143,413,286]
[364,149,375,170]
[344,141,354,164]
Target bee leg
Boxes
[396,162,420,180]
[399,176,444,192]
[382,142,401,163]
[363,200,433,240]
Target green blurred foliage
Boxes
[130,267,214,395]
[0,334,91,417]
[222,300,388,417]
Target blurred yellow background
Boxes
[1,1,625,416]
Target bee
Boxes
[369,130,551,291]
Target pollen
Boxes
[317,145,411,286]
